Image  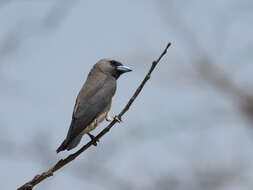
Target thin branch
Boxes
[17,42,171,190]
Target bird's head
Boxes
[96,59,132,79]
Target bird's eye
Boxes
[110,60,122,67]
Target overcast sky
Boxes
[1,1,253,190]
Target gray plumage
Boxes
[56,59,132,153]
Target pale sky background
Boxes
[1,0,253,190]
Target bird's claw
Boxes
[114,115,122,123]
[106,114,122,123]
[105,115,122,123]
[88,133,99,146]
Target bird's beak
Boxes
[116,65,132,73]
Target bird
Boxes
[56,59,132,153]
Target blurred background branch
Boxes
[0,0,77,60]
[1,0,253,190]
[158,0,253,123]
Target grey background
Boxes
[1,0,253,189]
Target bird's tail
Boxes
[56,139,67,153]
[56,134,83,153]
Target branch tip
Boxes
[166,42,171,49]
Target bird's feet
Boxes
[87,133,99,146]
[106,114,122,123]
[114,115,122,123]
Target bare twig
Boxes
[17,42,171,190]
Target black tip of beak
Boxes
[116,65,132,73]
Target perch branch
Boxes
[17,42,171,190]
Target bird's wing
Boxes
[66,75,116,141]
